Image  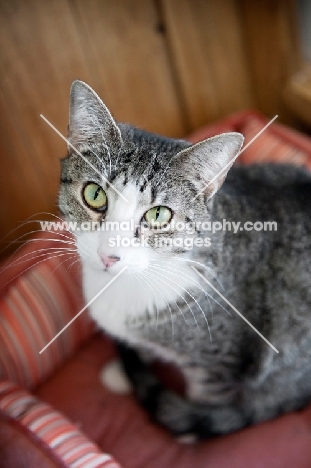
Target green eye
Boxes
[83,183,107,210]
[144,206,172,225]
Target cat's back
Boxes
[213,162,311,306]
[220,163,311,218]
[225,162,311,193]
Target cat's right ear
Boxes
[68,80,122,153]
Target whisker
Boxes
[149,256,225,291]
[148,262,214,319]
[149,262,229,318]
[0,225,75,257]
[0,236,76,268]
[135,272,160,329]
[150,261,206,294]
[49,254,79,276]
[172,257,225,291]
[142,267,196,329]
[2,211,70,237]
[0,248,76,273]
[0,228,45,254]
[0,212,57,242]
[140,267,190,330]
[0,253,76,292]
[23,236,76,245]
[8,233,75,245]
[144,268,190,327]
[140,269,175,337]
[68,258,81,271]
[147,265,211,338]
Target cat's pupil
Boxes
[94,187,101,200]
[155,206,160,220]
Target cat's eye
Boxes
[83,183,107,210]
[144,206,172,226]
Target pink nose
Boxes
[100,254,121,268]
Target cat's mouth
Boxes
[97,247,152,275]
[100,260,145,276]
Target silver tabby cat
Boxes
[59,80,311,438]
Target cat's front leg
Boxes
[183,364,239,405]
[116,342,247,437]
[155,392,248,437]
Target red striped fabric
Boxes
[189,111,311,168]
[0,233,94,389]
[1,113,311,468]
[238,116,311,168]
[0,379,121,468]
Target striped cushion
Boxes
[0,379,121,468]
[238,116,311,167]
[189,110,311,169]
[0,233,94,390]
[1,112,311,468]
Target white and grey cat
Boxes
[59,80,311,438]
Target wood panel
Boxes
[159,0,255,130]
[0,0,90,251]
[71,0,186,137]
[0,0,184,255]
[240,0,302,125]
[0,0,303,256]
[284,63,311,128]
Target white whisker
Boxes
[0,253,76,292]
[140,269,175,337]
[143,267,197,329]
[141,266,191,329]
[0,247,76,272]
[135,272,160,329]
[49,254,78,275]
[173,257,225,291]
[68,258,81,271]
[149,262,229,318]
[148,262,214,319]
[149,256,224,291]
[147,265,211,338]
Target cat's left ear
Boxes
[68,80,122,153]
[173,133,244,200]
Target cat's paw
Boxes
[175,433,198,444]
[155,390,198,434]
[99,359,133,394]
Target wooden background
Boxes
[0,0,302,255]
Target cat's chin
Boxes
[81,255,200,342]
[85,261,152,277]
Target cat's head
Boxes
[59,80,243,276]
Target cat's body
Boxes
[59,80,311,437]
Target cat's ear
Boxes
[174,133,244,200]
[68,80,122,152]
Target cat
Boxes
[59,80,311,438]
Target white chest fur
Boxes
[82,260,199,346]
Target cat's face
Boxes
[59,81,243,277]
